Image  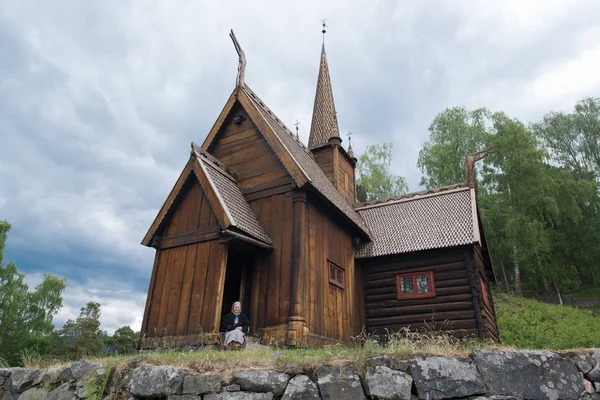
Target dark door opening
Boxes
[220,245,254,331]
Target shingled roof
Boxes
[240,85,370,238]
[355,183,479,259]
[192,144,272,245]
[308,44,340,149]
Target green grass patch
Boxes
[496,292,600,350]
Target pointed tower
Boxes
[309,22,357,204]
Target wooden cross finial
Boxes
[321,19,328,53]
[229,30,246,90]
[465,146,493,188]
[346,130,353,143]
[294,120,300,139]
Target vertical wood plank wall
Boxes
[360,247,479,336]
[208,104,293,195]
[473,245,499,341]
[304,198,356,340]
[141,178,228,338]
[248,192,294,330]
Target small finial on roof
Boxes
[347,131,356,158]
[229,30,246,90]
[321,18,328,54]
[294,120,300,139]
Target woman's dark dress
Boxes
[221,312,250,334]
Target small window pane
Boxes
[416,275,430,293]
[401,277,414,294]
[330,267,335,281]
[337,270,343,284]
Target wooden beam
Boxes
[201,90,237,151]
[465,249,484,339]
[220,229,274,250]
[142,158,195,246]
[287,189,307,346]
[158,229,220,250]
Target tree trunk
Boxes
[513,246,522,297]
[553,280,563,306]
[500,261,511,293]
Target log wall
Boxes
[474,245,499,341]
[360,247,480,337]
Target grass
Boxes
[20,294,600,374]
[24,329,505,377]
[496,292,600,350]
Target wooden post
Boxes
[287,190,307,346]
[465,250,484,339]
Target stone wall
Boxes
[1,350,599,400]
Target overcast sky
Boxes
[1,0,599,334]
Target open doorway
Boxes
[220,244,254,331]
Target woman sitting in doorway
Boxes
[221,301,250,350]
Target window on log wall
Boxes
[396,271,436,299]
[328,260,345,289]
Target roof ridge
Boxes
[355,183,470,210]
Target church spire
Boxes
[308,20,340,149]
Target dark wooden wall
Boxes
[312,146,356,205]
[474,245,499,341]
[304,197,356,340]
[208,103,294,195]
[142,178,228,338]
[247,192,294,330]
[360,247,480,337]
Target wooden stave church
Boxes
[139,31,498,348]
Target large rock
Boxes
[168,396,202,400]
[130,366,184,398]
[364,366,412,400]
[411,357,487,400]
[281,375,319,400]
[18,388,47,400]
[233,371,290,397]
[41,367,72,386]
[365,355,411,372]
[573,356,596,375]
[588,365,600,383]
[204,393,273,400]
[315,365,365,400]
[182,375,221,395]
[10,370,41,393]
[46,382,75,400]
[70,360,100,380]
[473,350,584,400]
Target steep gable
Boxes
[142,148,272,248]
[207,103,294,195]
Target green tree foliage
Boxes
[105,325,138,355]
[60,302,106,358]
[532,97,600,180]
[356,143,408,202]
[418,100,600,299]
[417,107,490,188]
[0,220,66,366]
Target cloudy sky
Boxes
[1,0,599,334]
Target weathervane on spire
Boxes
[347,131,356,159]
[294,120,301,139]
[321,18,328,53]
[229,30,246,90]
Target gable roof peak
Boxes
[308,42,340,149]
